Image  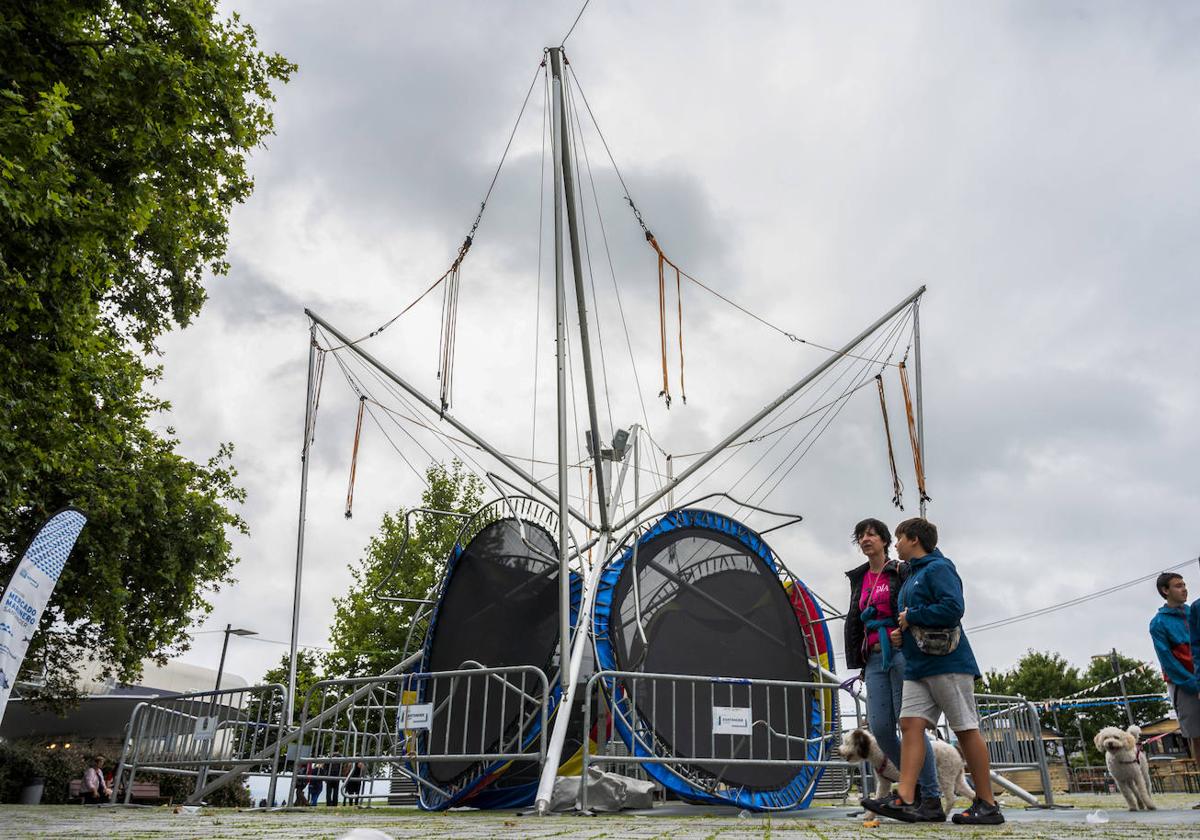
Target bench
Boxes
[68,779,165,804]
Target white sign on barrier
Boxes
[193,715,219,741]
[397,703,434,731]
[712,705,752,735]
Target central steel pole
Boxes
[286,325,318,728]
[550,47,609,531]
[549,52,571,691]
[215,623,232,693]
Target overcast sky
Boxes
[158,1,1200,694]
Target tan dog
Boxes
[1093,725,1155,811]
[839,727,975,815]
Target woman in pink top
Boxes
[845,518,943,817]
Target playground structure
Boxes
[107,43,1030,815]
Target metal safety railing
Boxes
[111,683,289,804]
[294,664,550,808]
[581,670,862,811]
[944,692,1058,808]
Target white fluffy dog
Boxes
[1093,725,1155,811]
[839,727,975,814]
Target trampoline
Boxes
[414,498,580,809]
[592,508,834,810]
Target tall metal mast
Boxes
[535,45,615,814]
[286,324,318,729]
[549,49,572,690]
[549,47,609,531]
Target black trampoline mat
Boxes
[611,527,811,790]
[424,519,559,784]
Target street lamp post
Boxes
[1093,649,1136,728]
[215,624,257,692]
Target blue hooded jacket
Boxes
[896,548,980,680]
[1150,603,1198,694]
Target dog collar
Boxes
[1117,743,1143,765]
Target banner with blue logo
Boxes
[0,508,87,725]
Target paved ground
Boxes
[3,794,1199,839]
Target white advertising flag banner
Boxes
[0,508,87,726]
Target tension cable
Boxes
[875,374,904,509]
[898,361,930,505]
[344,395,367,518]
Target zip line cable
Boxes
[564,72,667,501]
[689,306,913,505]
[566,70,616,437]
[531,66,550,475]
[746,310,914,511]
[325,61,544,352]
[566,62,909,368]
[560,0,591,45]
[967,556,1198,634]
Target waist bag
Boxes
[910,624,961,656]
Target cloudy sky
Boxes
[159,1,1200,693]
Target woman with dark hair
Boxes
[845,518,945,821]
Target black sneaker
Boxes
[951,798,1005,825]
[862,792,921,823]
[914,797,947,822]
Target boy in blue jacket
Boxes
[1151,571,1200,808]
[863,518,1003,825]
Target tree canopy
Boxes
[982,648,1169,764]
[324,461,485,679]
[0,0,294,700]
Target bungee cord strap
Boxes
[898,361,930,505]
[344,395,367,518]
[436,235,472,414]
[645,232,686,407]
[875,374,904,509]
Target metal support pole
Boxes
[550,47,571,691]
[215,624,232,693]
[913,296,927,518]
[613,286,927,532]
[305,309,599,534]
[1112,649,1135,727]
[287,327,318,729]
[535,530,613,813]
[549,46,609,531]
[665,454,674,510]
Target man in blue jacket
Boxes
[1151,571,1200,808]
[863,518,1003,825]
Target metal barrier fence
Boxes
[581,670,861,811]
[110,683,288,804]
[295,664,550,808]
[945,692,1057,808]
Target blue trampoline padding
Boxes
[592,508,827,811]
[414,535,582,810]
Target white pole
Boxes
[550,51,571,691]
[535,529,612,813]
[287,326,317,728]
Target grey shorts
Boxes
[900,673,980,731]
[1170,685,1200,738]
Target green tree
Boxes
[983,649,1169,765]
[325,461,485,678]
[0,2,294,700]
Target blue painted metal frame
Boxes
[414,529,581,810]
[592,508,829,810]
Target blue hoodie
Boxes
[896,548,980,680]
[1150,603,1198,694]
